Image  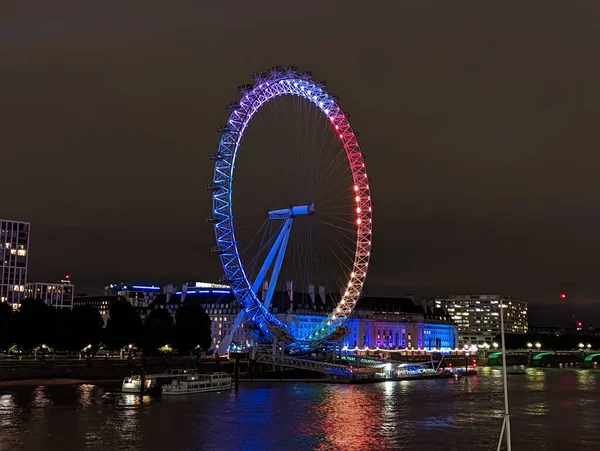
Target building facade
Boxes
[279,297,458,351]
[73,295,118,325]
[107,279,458,353]
[426,294,529,346]
[0,219,30,308]
[149,282,237,349]
[155,289,458,352]
[25,277,74,310]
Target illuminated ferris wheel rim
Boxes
[211,66,372,343]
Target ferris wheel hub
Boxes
[268,203,315,220]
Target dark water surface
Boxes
[1,368,599,450]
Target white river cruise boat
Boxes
[162,372,232,396]
[122,368,198,393]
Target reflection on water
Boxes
[77,384,94,407]
[32,386,52,408]
[0,369,599,450]
[314,384,395,450]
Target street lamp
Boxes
[587,343,592,349]
[527,342,533,349]
[87,344,92,350]
[493,342,499,349]
[128,344,133,350]
[535,342,541,349]
[578,343,584,349]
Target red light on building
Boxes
[559,293,567,300]
[65,274,71,280]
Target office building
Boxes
[426,294,529,346]
[25,276,74,310]
[0,219,30,308]
[73,295,118,324]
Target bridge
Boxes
[254,352,357,376]
[486,349,600,368]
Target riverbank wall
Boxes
[0,357,233,382]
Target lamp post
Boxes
[535,342,541,350]
[496,298,512,451]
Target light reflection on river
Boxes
[1,368,599,450]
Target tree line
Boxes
[0,298,212,355]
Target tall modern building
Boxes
[0,219,30,308]
[425,294,529,346]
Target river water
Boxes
[1,367,599,451]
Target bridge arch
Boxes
[531,352,555,361]
[583,353,600,362]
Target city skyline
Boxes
[3,2,600,325]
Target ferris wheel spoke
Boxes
[315,223,357,266]
[316,167,354,201]
[316,220,357,249]
[315,145,350,193]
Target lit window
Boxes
[10,249,16,255]
[17,249,26,256]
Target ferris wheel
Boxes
[208,66,372,349]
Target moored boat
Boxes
[121,368,199,393]
[162,372,232,396]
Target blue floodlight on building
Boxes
[131,285,161,291]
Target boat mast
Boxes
[496,296,512,451]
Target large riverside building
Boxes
[25,277,74,310]
[0,219,30,308]
[425,294,529,346]
[149,283,457,351]
[278,296,458,350]
[96,279,458,352]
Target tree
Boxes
[174,303,211,355]
[144,308,174,355]
[0,302,13,351]
[14,298,57,349]
[53,309,72,351]
[105,300,143,350]
[67,305,104,352]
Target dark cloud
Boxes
[2,1,600,324]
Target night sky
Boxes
[3,2,600,324]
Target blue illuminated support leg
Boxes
[262,219,292,311]
[251,218,293,294]
[217,219,293,354]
